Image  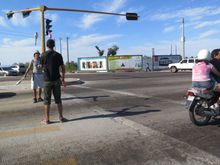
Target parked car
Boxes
[0,66,18,76]
[168,58,198,73]
[11,64,26,75]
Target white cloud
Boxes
[73,34,121,46]
[116,14,127,24]
[194,20,220,29]
[0,16,8,27]
[151,6,220,21]
[44,13,59,22]
[79,0,127,29]
[0,37,40,65]
[80,14,103,29]
[60,33,121,62]
[163,26,175,32]
[10,13,28,26]
[2,37,35,47]
[107,0,127,12]
[198,30,219,38]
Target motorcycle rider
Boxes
[192,49,220,110]
[192,49,220,92]
[210,49,220,83]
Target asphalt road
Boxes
[1,71,220,165]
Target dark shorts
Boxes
[44,79,61,105]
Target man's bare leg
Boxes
[33,89,37,98]
[44,105,50,122]
[39,88,42,98]
[57,103,63,119]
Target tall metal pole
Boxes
[59,38,62,54]
[175,45,177,55]
[40,6,46,53]
[152,48,155,71]
[181,18,185,59]
[66,37,69,64]
[170,44,173,55]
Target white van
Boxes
[168,58,198,73]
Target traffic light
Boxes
[126,13,138,20]
[6,11,14,19]
[45,19,52,36]
[22,9,31,18]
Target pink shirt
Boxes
[192,62,213,81]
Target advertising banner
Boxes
[108,55,143,71]
[78,57,107,71]
[152,55,182,70]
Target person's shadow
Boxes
[208,117,220,127]
[0,92,16,99]
[66,105,161,122]
[61,95,109,102]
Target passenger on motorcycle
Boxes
[210,49,220,83]
[192,49,220,92]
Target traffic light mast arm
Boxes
[7,6,139,18]
[47,7,125,16]
[7,7,40,15]
[47,7,139,19]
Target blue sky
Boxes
[0,0,220,65]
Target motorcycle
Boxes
[185,88,220,126]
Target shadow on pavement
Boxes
[0,92,16,99]
[108,105,151,114]
[209,118,220,127]
[67,109,161,122]
[62,95,109,102]
[66,80,85,86]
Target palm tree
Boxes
[95,45,104,56]
[107,45,119,56]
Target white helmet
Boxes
[197,49,211,60]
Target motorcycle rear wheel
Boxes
[189,101,211,126]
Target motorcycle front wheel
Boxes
[189,100,211,126]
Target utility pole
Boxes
[170,44,173,55]
[181,18,185,59]
[59,38,62,54]
[175,45,177,55]
[152,48,155,71]
[66,37,69,64]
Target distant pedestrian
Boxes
[146,63,151,72]
[23,51,44,103]
[41,39,67,124]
